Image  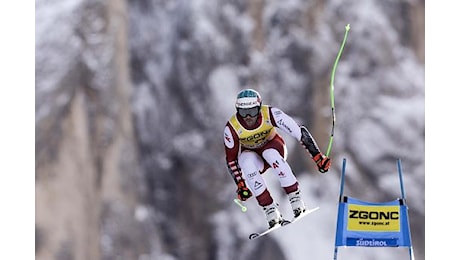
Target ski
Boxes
[248,207,320,240]
[248,221,287,240]
[281,206,320,227]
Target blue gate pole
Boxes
[397,159,415,260]
[333,158,347,260]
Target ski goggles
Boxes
[237,107,260,117]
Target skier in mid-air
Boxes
[223,88,331,228]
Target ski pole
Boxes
[325,24,350,157]
[234,198,247,212]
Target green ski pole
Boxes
[326,24,351,157]
[234,198,247,212]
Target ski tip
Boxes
[249,233,259,240]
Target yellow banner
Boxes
[347,204,400,232]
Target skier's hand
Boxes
[313,153,331,173]
[236,181,252,201]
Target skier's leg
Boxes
[262,147,307,217]
[261,148,298,189]
[238,151,267,197]
[239,151,283,227]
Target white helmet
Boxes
[235,89,262,109]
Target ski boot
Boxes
[288,190,306,218]
[263,202,283,228]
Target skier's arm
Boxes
[270,107,303,141]
[270,107,331,173]
[224,124,242,184]
[299,125,331,173]
[224,124,252,200]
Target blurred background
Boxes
[35,0,425,259]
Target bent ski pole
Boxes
[326,24,350,157]
[234,198,247,212]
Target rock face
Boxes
[36,1,144,259]
[35,0,425,260]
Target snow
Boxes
[31,0,431,259]
[17,0,460,259]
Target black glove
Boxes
[236,181,252,201]
[313,153,331,173]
